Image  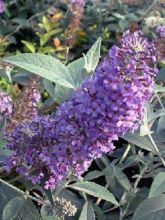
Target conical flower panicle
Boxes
[4,30,158,189]
[6,76,41,131]
[65,0,85,46]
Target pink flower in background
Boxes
[70,0,85,6]
[0,0,5,14]
[0,92,12,121]
[156,25,165,38]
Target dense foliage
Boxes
[0,0,165,220]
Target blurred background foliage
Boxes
[0,1,165,219]
[0,0,164,96]
[0,0,164,57]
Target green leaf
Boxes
[69,181,119,205]
[54,84,73,103]
[79,201,95,220]
[54,58,87,103]
[0,145,12,163]
[156,68,165,81]
[38,30,61,47]
[156,116,165,133]
[154,84,165,93]
[4,54,74,88]
[12,18,30,27]
[22,40,36,53]
[43,79,56,98]
[112,165,132,191]
[132,195,165,220]
[149,109,165,122]
[122,132,156,153]
[68,57,87,88]
[92,204,106,220]
[149,172,165,198]
[3,197,41,220]
[0,183,21,219]
[85,37,101,73]
[42,16,52,32]
[84,171,104,181]
[53,39,101,102]
[41,206,60,220]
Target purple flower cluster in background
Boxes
[4,30,158,189]
[0,91,12,121]
[70,0,85,6]
[156,25,165,38]
[154,25,165,62]
[0,0,5,14]
[6,77,41,132]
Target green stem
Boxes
[95,181,110,205]
[119,144,131,164]
[0,178,45,204]
[133,165,148,192]
[148,133,165,167]
[138,0,158,22]
[155,93,164,109]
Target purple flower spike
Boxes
[4,30,158,189]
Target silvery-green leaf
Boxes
[84,171,104,181]
[79,201,95,220]
[122,132,156,153]
[112,165,132,191]
[84,38,101,73]
[69,181,119,205]
[67,57,87,88]
[154,84,165,93]
[41,205,60,220]
[0,183,21,219]
[4,54,74,88]
[3,197,41,220]
[132,195,165,220]
[149,172,165,198]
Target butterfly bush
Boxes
[0,92,12,121]
[4,30,158,189]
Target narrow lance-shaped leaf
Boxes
[149,172,165,198]
[84,37,102,73]
[79,201,95,220]
[69,181,119,205]
[122,132,156,153]
[132,195,165,220]
[112,165,132,191]
[84,170,104,181]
